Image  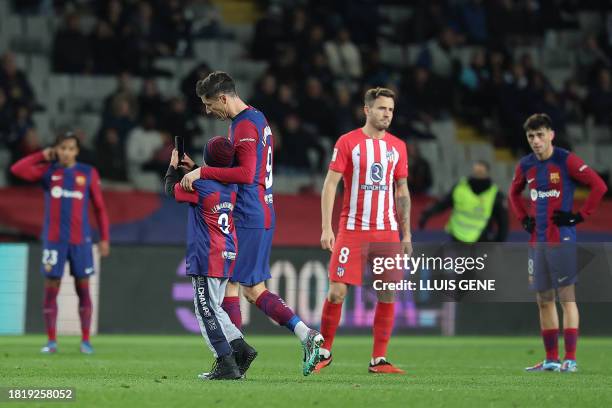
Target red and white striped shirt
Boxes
[330,128,408,232]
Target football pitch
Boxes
[1,335,611,407]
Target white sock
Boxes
[371,356,386,365]
[320,348,331,359]
[294,321,310,342]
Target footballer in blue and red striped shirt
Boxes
[509,113,607,373]
[10,131,110,355]
[165,137,257,380]
[180,71,323,376]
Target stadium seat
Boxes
[24,15,52,53]
[32,112,53,143]
[76,114,102,145]
[573,143,597,170]
[465,143,494,164]
[4,15,23,49]
[586,125,611,143]
[154,58,180,76]
[595,144,612,175]
[577,11,603,33]
[380,42,406,68]
[193,40,219,61]
[566,123,586,145]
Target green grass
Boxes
[1,335,611,407]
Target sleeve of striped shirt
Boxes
[566,153,608,218]
[89,168,110,241]
[174,183,199,204]
[10,151,51,182]
[329,137,348,173]
[508,163,528,221]
[394,142,408,180]
[199,120,257,184]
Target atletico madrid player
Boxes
[10,131,110,355]
[317,87,413,374]
[509,113,607,373]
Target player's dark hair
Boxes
[523,113,553,132]
[364,87,395,106]
[196,71,236,99]
[54,130,80,149]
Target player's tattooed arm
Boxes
[395,178,413,256]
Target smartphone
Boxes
[175,135,184,161]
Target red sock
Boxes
[320,299,342,351]
[541,329,559,360]
[75,281,92,342]
[43,286,59,342]
[221,296,242,330]
[564,328,578,360]
[254,290,296,327]
[372,301,395,358]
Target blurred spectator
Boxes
[284,7,309,46]
[304,52,335,87]
[407,143,433,195]
[0,52,36,111]
[102,0,126,33]
[408,0,450,42]
[324,28,362,80]
[303,25,327,64]
[251,5,285,60]
[300,77,334,139]
[8,127,42,185]
[188,0,224,39]
[561,78,585,122]
[180,62,211,116]
[417,27,461,80]
[459,48,491,126]
[103,72,139,119]
[362,49,393,87]
[459,0,488,45]
[584,68,612,125]
[250,73,282,124]
[269,48,300,84]
[275,83,299,124]
[126,113,163,182]
[159,0,192,56]
[99,95,137,146]
[402,66,445,125]
[142,131,174,174]
[576,34,611,83]
[73,129,97,166]
[6,105,34,160]
[334,86,356,136]
[486,0,522,47]
[277,113,325,172]
[160,97,200,154]
[121,1,168,74]
[0,88,13,144]
[138,78,165,120]
[52,12,93,74]
[91,20,122,75]
[96,127,127,181]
